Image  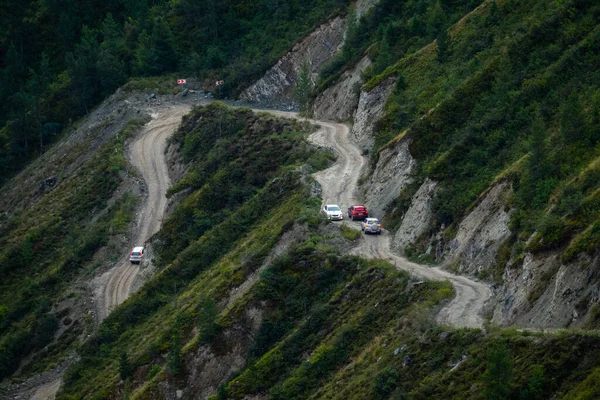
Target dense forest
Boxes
[0,0,349,182]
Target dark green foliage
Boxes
[521,364,545,400]
[168,333,183,375]
[119,352,134,381]
[436,28,450,62]
[372,368,400,397]
[483,342,513,400]
[33,314,59,349]
[293,58,313,114]
[198,298,220,343]
[0,0,350,183]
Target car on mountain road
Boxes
[323,204,344,221]
[347,205,369,220]
[361,218,382,234]
[129,246,144,264]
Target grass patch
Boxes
[340,223,361,241]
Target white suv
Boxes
[129,246,144,264]
[323,204,343,221]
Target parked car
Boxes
[347,205,369,220]
[129,246,144,264]
[323,204,344,221]
[361,218,382,234]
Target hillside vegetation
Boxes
[0,116,146,380]
[332,0,600,280]
[53,105,600,400]
[0,0,349,183]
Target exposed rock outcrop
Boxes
[239,0,381,106]
[364,136,416,219]
[240,16,346,104]
[351,77,395,151]
[312,56,371,121]
[393,179,437,254]
[443,182,512,277]
[493,252,600,329]
[355,0,380,18]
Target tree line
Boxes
[0,0,348,183]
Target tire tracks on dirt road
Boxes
[99,105,191,320]
[274,112,491,328]
[99,105,489,330]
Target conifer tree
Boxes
[293,58,313,115]
[119,351,134,380]
[436,28,450,62]
[483,342,512,400]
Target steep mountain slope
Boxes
[5,0,600,398]
[0,0,351,185]
[55,102,600,400]
[315,0,600,329]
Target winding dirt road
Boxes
[296,114,491,328]
[28,103,490,400]
[100,105,191,319]
[99,105,490,326]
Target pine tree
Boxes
[66,26,100,114]
[198,298,219,342]
[528,109,546,178]
[483,342,512,400]
[373,29,393,75]
[486,1,500,27]
[560,91,587,144]
[167,334,183,375]
[119,351,133,380]
[293,58,313,115]
[436,28,450,62]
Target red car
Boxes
[347,205,369,221]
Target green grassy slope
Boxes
[346,0,600,274]
[0,117,146,380]
[56,105,600,400]
[55,103,333,398]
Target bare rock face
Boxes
[312,56,371,121]
[240,16,346,104]
[153,308,262,400]
[493,252,600,329]
[355,0,380,18]
[351,77,395,151]
[444,182,512,276]
[365,136,416,219]
[393,179,437,254]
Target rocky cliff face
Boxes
[312,56,371,121]
[393,179,437,255]
[443,182,512,277]
[493,252,600,329]
[240,16,346,105]
[364,136,416,219]
[239,0,380,106]
[351,77,395,151]
[343,59,600,330]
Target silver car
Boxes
[361,218,382,235]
